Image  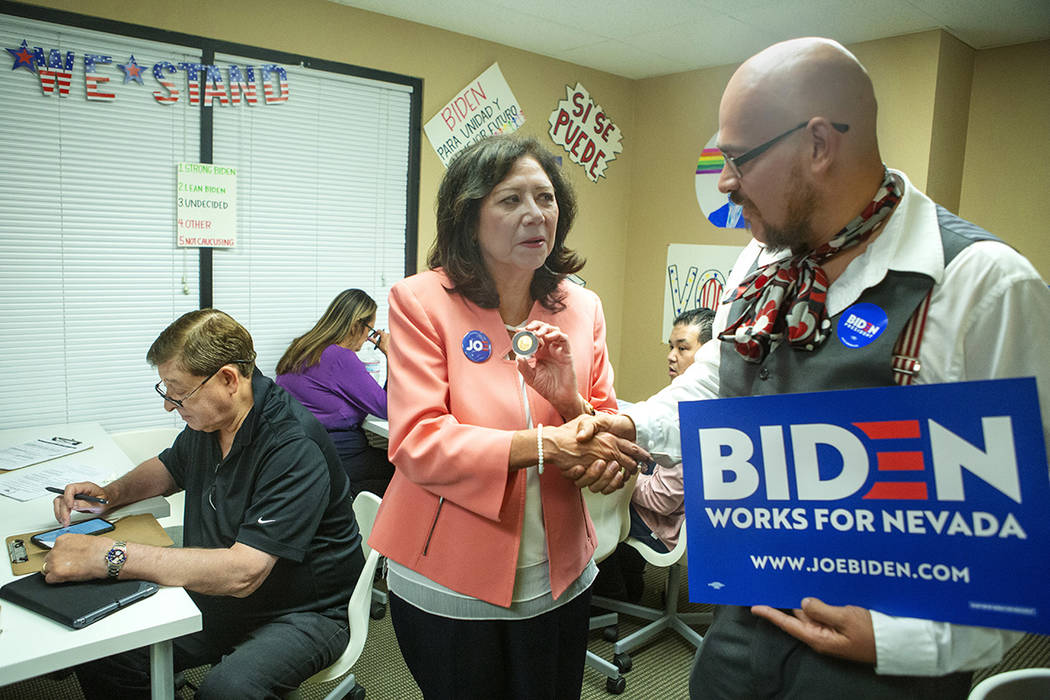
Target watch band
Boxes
[105,540,128,579]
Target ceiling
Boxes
[330,0,1050,80]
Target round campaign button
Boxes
[511,330,539,357]
[837,302,888,349]
[461,330,492,363]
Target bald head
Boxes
[717,38,886,249]
[721,38,878,162]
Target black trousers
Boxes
[690,605,973,699]
[389,587,593,700]
[329,426,394,498]
[75,607,349,700]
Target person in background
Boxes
[667,307,716,381]
[276,289,394,497]
[577,37,1049,698]
[46,309,363,699]
[368,134,648,699]
[633,306,716,553]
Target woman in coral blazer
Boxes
[369,135,647,699]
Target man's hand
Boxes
[574,412,636,443]
[543,415,649,493]
[51,481,109,527]
[554,413,641,492]
[43,534,113,583]
[751,598,876,664]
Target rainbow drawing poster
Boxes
[695,132,747,229]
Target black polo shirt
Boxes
[159,370,362,627]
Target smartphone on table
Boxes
[30,517,115,549]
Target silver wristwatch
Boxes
[105,540,128,578]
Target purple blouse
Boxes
[275,344,387,431]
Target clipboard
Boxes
[5,513,174,576]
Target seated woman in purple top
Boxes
[276,289,394,497]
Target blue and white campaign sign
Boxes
[680,378,1050,633]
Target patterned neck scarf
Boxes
[718,168,901,363]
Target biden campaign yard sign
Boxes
[680,378,1050,633]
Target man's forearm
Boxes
[104,457,177,508]
[121,540,277,597]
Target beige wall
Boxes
[926,32,975,212]
[22,0,638,364]
[15,3,1050,402]
[959,40,1050,276]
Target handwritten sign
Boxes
[547,83,622,182]
[176,163,237,248]
[423,63,525,167]
[663,244,742,340]
[680,378,1050,633]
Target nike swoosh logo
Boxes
[257,518,276,525]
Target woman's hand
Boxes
[542,417,650,493]
[517,321,579,419]
[370,328,391,355]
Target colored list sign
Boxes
[176,162,237,247]
[680,378,1050,634]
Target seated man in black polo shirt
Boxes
[44,309,365,699]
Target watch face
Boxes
[106,547,127,565]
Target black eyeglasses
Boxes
[364,324,381,345]
[721,120,849,179]
[154,360,250,409]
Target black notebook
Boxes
[0,573,159,629]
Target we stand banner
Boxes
[680,378,1050,633]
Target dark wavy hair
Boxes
[428,135,583,312]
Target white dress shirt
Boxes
[625,169,1049,675]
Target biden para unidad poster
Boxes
[680,377,1050,633]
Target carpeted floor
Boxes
[2,564,1048,700]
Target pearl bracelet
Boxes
[536,423,544,475]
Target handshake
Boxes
[542,413,648,495]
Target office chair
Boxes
[288,491,383,700]
[592,524,712,673]
[110,426,183,466]
[967,668,1050,700]
[582,481,636,694]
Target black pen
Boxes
[45,486,108,505]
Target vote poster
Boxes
[680,377,1050,633]
[663,244,742,340]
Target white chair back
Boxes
[627,517,687,568]
[968,668,1050,700]
[302,491,383,686]
[110,426,182,466]
[582,475,636,563]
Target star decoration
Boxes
[6,40,36,74]
[118,54,145,84]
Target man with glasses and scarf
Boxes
[45,309,364,699]
[573,37,1050,698]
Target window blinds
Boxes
[0,12,414,431]
[211,53,412,384]
[0,15,200,431]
